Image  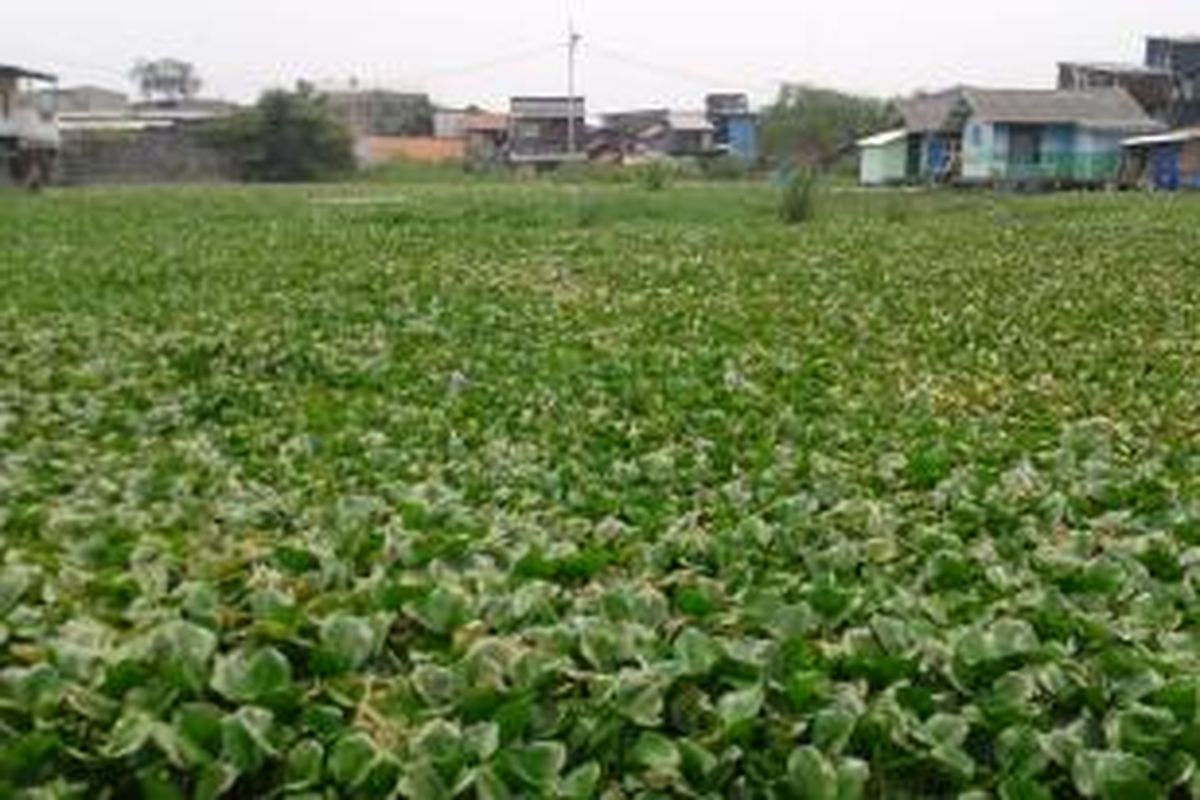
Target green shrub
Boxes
[636,161,672,192]
[702,155,752,181]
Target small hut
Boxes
[1122,128,1200,190]
[857,129,909,186]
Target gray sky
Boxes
[4,1,1197,112]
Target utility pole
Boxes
[567,22,582,156]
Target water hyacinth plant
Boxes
[1,183,1199,798]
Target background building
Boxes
[508,96,587,166]
[1146,36,1200,125]
[706,93,759,161]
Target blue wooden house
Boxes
[955,88,1162,185]
[873,86,1162,187]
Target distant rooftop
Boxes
[510,97,585,119]
[0,64,56,82]
[1124,127,1200,147]
[897,87,970,133]
[857,129,907,148]
[963,87,1162,130]
[899,86,1163,133]
[1060,61,1172,75]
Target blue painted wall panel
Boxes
[1151,144,1182,190]
[726,117,759,161]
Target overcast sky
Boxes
[4,1,1196,112]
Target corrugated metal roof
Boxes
[963,87,1161,130]
[1123,127,1200,147]
[59,119,175,132]
[1059,61,1172,76]
[897,88,967,133]
[857,129,907,148]
[511,97,585,119]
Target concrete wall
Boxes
[57,126,236,185]
[365,136,465,165]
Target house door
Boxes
[906,135,922,180]
[1008,126,1043,177]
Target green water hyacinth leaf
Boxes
[399,760,452,800]
[103,710,156,759]
[464,721,500,762]
[679,740,719,784]
[406,586,470,635]
[812,706,859,755]
[317,613,377,672]
[613,670,666,727]
[1072,750,1159,799]
[789,746,838,800]
[220,707,277,775]
[284,739,325,790]
[328,731,378,787]
[633,731,682,774]
[718,684,764,728]
[411,663,463,707]
[838,758,870,800]
[0,565,36,616]
[411,718,463,766]
[175,702,224,760]
[673,626,722,676]
[152,620,218,692]
[211,647,293,704]
[180,581,221,625]
[561,761,601,799]
[1105,703,1179,755]
[475,765,513,800]
[497,741,566,791]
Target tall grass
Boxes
[779,168,819,224]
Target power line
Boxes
[585,41,779,99]
[2,43,129,82]
[406,43,566,84]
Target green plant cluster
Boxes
[1,185,1199,799]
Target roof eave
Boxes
[0,65,57,82]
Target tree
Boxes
[130,58,203,105]
[208,84,356,182]
[761,84,901,173]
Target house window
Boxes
[515,121,541,141]
[971,124,982,147]
[0,90,9,118]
